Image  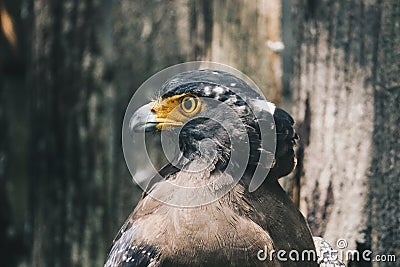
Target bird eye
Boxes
[181,96,199,114]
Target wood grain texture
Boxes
[288,0,399,265]
[211,0,283,104]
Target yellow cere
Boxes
[150,93,204,130]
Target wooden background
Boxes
[0,0,398,266]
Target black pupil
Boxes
[183,98,195,111]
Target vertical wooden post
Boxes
[289,0,399,265]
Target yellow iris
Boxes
[180,95,200,114]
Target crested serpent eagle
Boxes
[104,69,319,267]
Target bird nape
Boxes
[105,70,317,267]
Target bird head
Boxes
[129,70,296,190]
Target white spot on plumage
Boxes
[237,106,246,112]
[204,86,211,95]
[230,83,236,87]
[266,101,276,114]
[213,86,225,95]
[250,99,276,114]
[224,95,237,105]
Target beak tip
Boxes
[129,104,158,133]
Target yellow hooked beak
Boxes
[129,94,203,132]
[128,102,183,132]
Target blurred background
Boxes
[0,0,398,266]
